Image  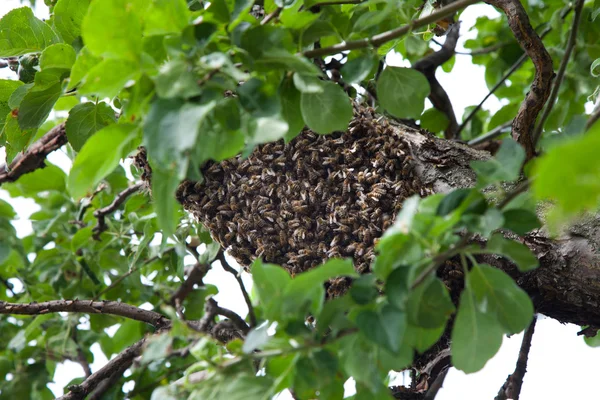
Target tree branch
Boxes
[413,23,460,139]
[485,0,554,159]
[0,299,170,329]
[57,337,146,400]
[92,182,144,240]
[170,262,210,316]
[71,328,92,378]
[302,0,480,58]
[532,0,585,146]
[0,122,67,185]
[217,250,257,327]
[495,317,537,400]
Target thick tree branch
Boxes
[413,23,460,139]
[302,0,480,58]
[93,182,144,240]
[532,0,585,145]
[57,337,146,400]
[0,299,170,329]
[495,317,537,400]
[485,0,554,159]
[0,122,67,185]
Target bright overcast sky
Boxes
[0,1,599,399]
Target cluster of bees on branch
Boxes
[177,106,432,289]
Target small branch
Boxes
[586,100,600,132]
[485,0,554,159]
[423,367,449,400]
[192,297,250,335]
[455,53,527,139]
[93,247,177,300]
[93,183,144,240]
[169,262,210,311]
[261,7,282,25]
[308,0,362,7]
[495,317,537,400]
[532,0,585,146]
[0,274,19,298]
[217,250,257,327]
[71,329,92,378]
[413,23,461,139]
[433,39,508,56]
[87,360,129,400]
[467,119,513,146]
[57,337,146,400]
[0,122,67,185]
[411,236,470,289]
[0,299,170,329]
[302,0,480,58]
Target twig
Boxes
[193,297,250,335]
[0,274,19,298]
[498,180,529,209]
[57,337,146,400]
[467,119,513,146]
[261,7,282,25]
[586,100,600,132]
[411,236,471,289]
[93,183,144,240]
[455,53,527,139]
[302,0,480,58]
[485,0,554,160]
[423,367,450,400]
[495,317,537,400]
[93,247,177,300]
[71,328,92,378]
[0,299,170,329]
[308,0,362,7]
[217,250,257,327]
[169,262,210,313]
[413,23,461,139]
[532,0,585,146]
[433,39,508,56]
[0,122,67,185]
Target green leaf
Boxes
[0,80,23,132]
[18,77,63,131]
[65,102,117,151]
[451,286,504,373]
[79,58,140,99]
[502,209,540,235]
[0,7,60,57]
[150,164,183,237]
[583,329,600,347]
[486,233,539,272]
[341,54,377,84]
[4,163,66,196]
[71,226,93,252]
[0,199,16,219]
[53,0,91,44]
[300,81,353,134]
[3,113,38,160]
[144,0,190,36]
[377,67,430,119]
[591,57,600,77]
[356,305,406,353]
[251,259,291,320]
[81,0,144,60]
[141,333,173,364]
[471,138,525,186]
[242,322,270,353]
[68,124,138,198]
[406,323,445,354]
[279,76,305,142]
[143,99,216,167]
[533,123,600,218]
[470,264,534,334]
[407,276,455,329]
[385,267,411,310]
[282,258,357,318]
[39,43,76,70]
[420,108,449,134]
[154,59,202,99]
[350,275,378,305]
[247,115,289,147]
[68,46,101,90]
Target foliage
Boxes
[0,0,599,399]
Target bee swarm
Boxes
[176,107,433,296]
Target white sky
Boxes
[0,2,599,399]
